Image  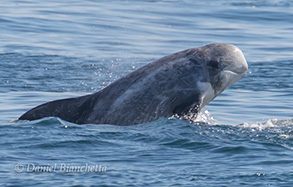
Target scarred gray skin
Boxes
[19,44,248,125]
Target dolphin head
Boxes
[195,44,248,107]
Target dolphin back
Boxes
[19,94,92,123]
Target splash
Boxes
[194,109,218,125]
[240,118,293,130]
[169,109,218,125]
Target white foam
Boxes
[237,118,293,131]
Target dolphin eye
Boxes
[208,60,220,69]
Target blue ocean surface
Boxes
[0,0,292,186]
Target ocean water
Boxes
[0,0,292,186]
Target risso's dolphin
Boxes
[19,44,248,125]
